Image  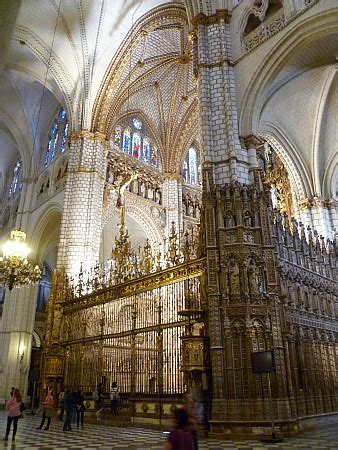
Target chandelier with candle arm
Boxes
[0,230,41,291]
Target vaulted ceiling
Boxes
[93,5,198,172]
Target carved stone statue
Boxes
[195,205,200,220]
[52,303,62,342]
[140,181,145,197]
[228,260,240,295]
[188,203,194,217]
[243,211,252,227]
[247,260,260,295]
[225,214,235,228]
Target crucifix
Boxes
[112,169,138,224]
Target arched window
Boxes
[8,159,23,198]
[122,128,131,154]
[182,147,201,185]
[44,107,69,167]
[111,118,161,170]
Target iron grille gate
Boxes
[61,259,205,396]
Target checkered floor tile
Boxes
[0,411,337,449]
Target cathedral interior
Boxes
[0,0,337,439]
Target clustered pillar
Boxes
[57,131,108,277]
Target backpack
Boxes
[20,402,25,412]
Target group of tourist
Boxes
[57,388,86,431]
[3,383,199,449]
[31,387,85,432]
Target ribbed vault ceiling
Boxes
[94,5,198,172]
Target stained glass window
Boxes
[60,123,69,153]
[150,143,157,166]
[133,118,142,130]
[132,132,141,159]
[112,118,160,170]
[123,128,131,154]
[188,148,197,184]
[8,159,22,198]
[182,147,201,185]
[44,107,68,167]
[50,124,58,162]
[143,137,150,163]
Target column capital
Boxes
[192,10,231,29]
[163,172,183,183]
[240,134,264,149]
[298,196,337,210]
[188,31,197,42]
[69,130,108,146]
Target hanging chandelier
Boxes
[0,230,41,290]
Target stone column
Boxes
[56,131,108,276]
[0,173,39,404]
[193,12,251,187]
[0,285,38,404]
[297,198,337,240]
[241,135,265,177]
[162,174,183,242]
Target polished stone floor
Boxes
[0,411,337,449]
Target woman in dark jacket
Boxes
[75,389,85,428]
[63,389,76,431]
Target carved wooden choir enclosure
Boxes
[43,166,336,430]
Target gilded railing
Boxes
[61,257,207,395]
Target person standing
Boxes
[75,389,85,428]
[164,408,195,450]
[110,382,120,416]
[92,383,104,420]
[184,390,199,450]
[36,391,54,430]
[3,389,23,442]
[58,389,65,421]
[63,389,76,431]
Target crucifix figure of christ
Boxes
[112,170,138,224]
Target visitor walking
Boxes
[110,382,120,416]
[63,389,76,431]
[58,389,65,421]
[184,389,199,450]
[3,388,23,442]
[36,391,54,430]
[75,389,85,428]
[93,383,104,420]
[164,408,195,450]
